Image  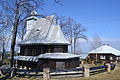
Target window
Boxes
[100,55,106,59]
[54,48,63,52]
[54,46,64,53]
[25,49,29,56]
[32,49,37,56]
[110,57,113,60]
[116,57,119,60]
[41,48,43,54]
[32,49,39,56]
[47,48,52,53]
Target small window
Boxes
[100,55,106,59]
[47,48,52,53]
[54,48,63,52]
[32,48,40,56]
[32,49,37,56]
[110,57,113,60]
[116,57,119,60]
[25,49,29,56]
[54,46,64,53]
[41,48,43,54]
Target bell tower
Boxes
[25,10,38,36]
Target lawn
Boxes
[1,63,120,80]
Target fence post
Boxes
[114,62,117,70]
[105,63,111,73]
[81,61,84,64]
[0,70,3,76]
[10,69,14,78]
[10,68,16,78]
[115,61,118,66]
[92,61,94,65]
[43,68,50,80]
[83,66,90,77]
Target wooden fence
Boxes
[0,63,116,79]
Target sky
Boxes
[37,0,120,52]
[39,0,120,39]
[1,0,120,53]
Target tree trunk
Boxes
[1,41,5,62]
[10,3,20,68]
[70,37,73,54]
[73,37,76,54]
[70,31,73,54]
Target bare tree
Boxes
[90,35,102,50]
[0,11,9,63]
[0,0,61,68]
[59,17,74,53]
[57,16,87,54]
[90,35,102,62]
[0,34,7,62]
[73,23,87,54]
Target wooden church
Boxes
[14,11,80,70]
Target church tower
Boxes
[25,10,38,36]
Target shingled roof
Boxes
[18,15,70,45]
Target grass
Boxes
[1,63,120,80]
[55,63,120,80]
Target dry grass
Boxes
[1,64,120,80]
[53,64,120,80]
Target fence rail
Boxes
[90,65,107,70]
[0,63,116,79]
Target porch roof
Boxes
[14,53,80,62]
[38,53,80,59]
[14,56,38,62]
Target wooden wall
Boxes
[37,58,80,70]
[88,53,117,62]
[18,44,80,70]
[17,60,37,69]
[20,45,68,56]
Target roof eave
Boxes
[18,43,70,46]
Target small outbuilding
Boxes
[14,11,80,70]
[87,44,120,62]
